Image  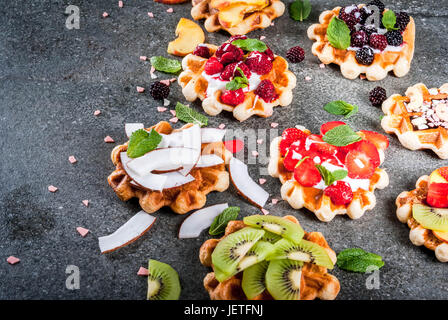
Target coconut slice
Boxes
[178,203,229,239]
[229,157,269,209]
[195,154,224,168]
[125,123,144,138]
[121,152,167,191]
[179,125,202,176]
[201,128,226,143]
[98,211,156,254]
[130,171,195,190]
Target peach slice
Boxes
[218,3,268,28]
[433,230,448,243]
[210,0,268,10]
[154,0,188,4]
[167,18,205,57]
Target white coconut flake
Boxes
[178,203,229,239]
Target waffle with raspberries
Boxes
[191,0,285,35]
[381,83,448,159]
[178,36,296,122]
[268,122,390,222]
[108,121,231,214]
[307,3,415,81]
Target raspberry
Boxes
[219,62,251,81]
[279,128,308,156]
[245,51,273,75]
[324,181,353,205]
[264,47,275,61]
[149,81,169,100]
[254,79,278,103]
[367,0,385,13]
[220,88,245,106]
[193,45,211,59]
[395,12,410,32]
[338,6,361,31]
[215,43,244,65]
[369,86,387,107]
[286,46,305,63]
[369,33,387,51]
[385,30,403,46]
[355,47,374,65]
[204,57,224,75]
[351,31,368,48]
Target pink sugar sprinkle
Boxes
[68,156,77,164]
[102,12,109,18]
[7,256,20,265]
[139,56,147,61]
[94,110,101,116]
[137,267,149,276]
[261,208,269,215]
[118,1,123,8]
[218,123,226,129]
[82,200,89,207]
[319,63,325,69]
[260,36,266,40]
[157,107,167,112]
[147,12,154,18]
[48,185,58,193]
[271,198,279,205]
[76,227,89,237]
[166,8,173,13]
[104,136,115,143]
[160,79,171,86]
[169,117,178,123]
[136,86,145,93]
[259,178,266,185]
[270,122,278,128]
[251,150,259,157]
[170,110,176,116]
[169,78,177,83]
[305,76,311,81]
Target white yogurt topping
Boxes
[312,161,371,192]
[201,70,262,98]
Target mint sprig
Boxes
[326,17,351,50]
[127,129,162,158]
[315,165,348,186]
[324,100,359,118]
[231,39,267,52]
[150,56,182,74]
[175,102,208,127]
[382,10,399,31]
[322,125,362,147]
[209,207,240,235]
[337,248,385,273]
[225,67,249,91]
[290,0,311,22]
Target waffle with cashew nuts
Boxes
[395,175,448,263]
[108,121,231,215]
[191,0,285,35]
[199,216,340,300]
[381,83,448,159]
[178,44,296,122]
[307,5,415,81]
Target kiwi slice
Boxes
[236,240,275,272]
[212,227,265,275]
[267,239,334,269]
[146,259,181,300]
[261,230,283,244]
[413,203,448,232]
[243,215,304,243]
[242,261,269,299]
[265,259,303,300]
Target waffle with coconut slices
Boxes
[178,35,296,122]
[108,121,232,214]
[307,2,415,81]
[395,167,448,263]
[191,0,285,35]
[199,215,340,300]
[268,122,390,222]
[381,83,448,159]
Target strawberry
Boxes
[320,121,346,135]
[345,140,380,179]
[283,145,301,171]
[279,128,307,156]
[293,158,321,187]
[356,140,380,167]
[324,181,353,205]
[358,130,389,151]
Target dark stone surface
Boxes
[1,0,447,299]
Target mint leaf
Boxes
[231,39,267,52]
[322,125,362,147]
[175,102,208,127]
[324,100,359,118]
[332,169,348,181]
[326,17,351,50]
[150,56,182,74]
[225,67,249,91]
[337,248,385,273]
[127,129,162,158]
[209,207,240,235]
[290,0,311,22]
[382,10,399,31]
[315,165,347,186]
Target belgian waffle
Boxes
[108,121,230,215]
[307,5,415,81]
[381,83,448,159]
[199,215,340,300]
[396,175,448,262]
[191,0,285,35]
[178,44,296,122]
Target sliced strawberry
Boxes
[320,121,346,135]
[427,183,448,208]
[283,145,302,171]
[358,130,389,151]
[324,181,353,205]
[345,141,380,179]
[293,158,321,187]
[279,128,307,156]
[356,140,380,167]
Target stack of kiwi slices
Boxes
[146,259,181,300]
[211,215,334,300]
[412,204,448,242]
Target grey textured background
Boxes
[1,0,447,300]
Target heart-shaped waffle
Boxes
[381,83,448,159]
[178,43,296,122]
[191,0,285,35]
[307,5,415,81]
[395,175,448,263]
[199,215,340,300]
[108,121,231,214]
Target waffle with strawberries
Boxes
[200,215,340,300]
[178,37,296,122]
[268,122,390,222]
[108,121,231,214]
[191,0,285,35]
[307,4,415,81]
[381,83,448,159]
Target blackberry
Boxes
[355,47,374,65]
[369,33,388,51]
[361,25,377,38]
[359,6,371,24]
[286,46,305,63]
[385,30,403,46]
[338,6,361,31]
[351,31,368,48]
[149,81,170,100]
[395,12,410,32]
[367,0,385,13]
[369,86,387,107]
